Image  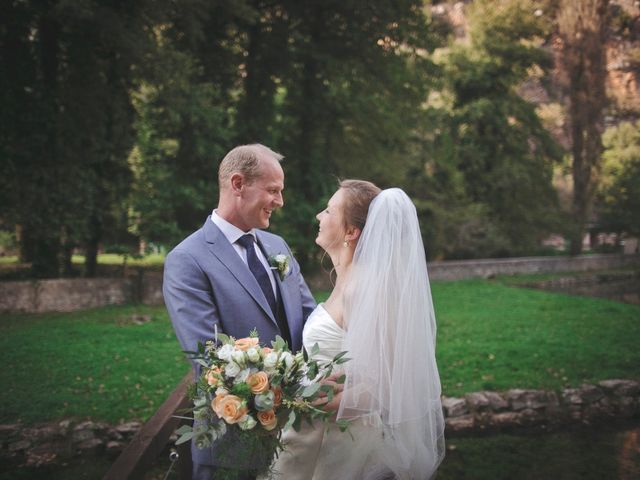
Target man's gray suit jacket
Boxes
[163,217,316,467]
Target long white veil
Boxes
[338,188,445,479]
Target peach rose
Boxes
[271,386,282,407]
[205,366,223,386]
[234,337,260,351]
[211,391,226,411]
[257,410,278,431]
[247,371,270,394]
[212,393,247,424]
[262,347,272,355]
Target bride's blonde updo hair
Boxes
[338,179,381,235]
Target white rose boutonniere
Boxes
[268,254,290,281]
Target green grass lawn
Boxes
[434,279,640,396]
[0,279,638,426]
[0,305,189,425]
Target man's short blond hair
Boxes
[218,144,284,189]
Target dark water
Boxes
[2,425,638,479]
[438,424,640,480]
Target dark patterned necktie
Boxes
[237,234,277,316]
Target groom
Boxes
[163,144,316,480]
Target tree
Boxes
[129,1,441,268]
[596,121,640,237]
[428,0,562,257]
[556,0,609,254]
[1,0,158,277]
[270,1,440,267]
[1,1,64,277]
[128,1,237,248]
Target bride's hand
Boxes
[313,374,345,418]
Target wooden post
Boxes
[103,371,193,480]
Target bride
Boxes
[269,180,445,480]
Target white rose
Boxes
[263,352,279,372]
[246,347,260,363]
[215,387,228,396]
[275,254,290,276]
[217,344,234,362]
[225,361,240,378]
[238,414,257,431]
[231,350,247,367]
[280,351,294,372]
[234,368,251,384]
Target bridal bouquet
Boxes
[175,329,349,478]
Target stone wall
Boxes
[443,379,640,436]
[525,270,640,305]
[0,272,164,314]
[0,420,141,468]
[0,278,135,313]
[427,254,640,282]
[1,255,638,313]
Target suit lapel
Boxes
[256,232,295,327]
[203,219,277,325]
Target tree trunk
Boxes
[236,12,282,144]
[559,0,609,255]
[60,225,75,276]
[30,7,61,278]
[85,213,101,277]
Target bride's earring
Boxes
[343,240,350,248]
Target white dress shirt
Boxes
[210,210,277,296]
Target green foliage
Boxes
[0,230,17,254]
[128,27,232,245]
[4,0,596,270]
[597,121,640,236]
[1,0,158,277]
[267,1,442,265]
[416,0,563,258]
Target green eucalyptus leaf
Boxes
[332,351,349,362]
[175,425,193,435]
[272,336,286,351]
[284,410,297,431]
[306,363,318,379]
[301,383,321,398]
[175,431,195,445]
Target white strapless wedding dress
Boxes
[267,305,386,480]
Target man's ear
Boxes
[345,226,361,243]
[230,173,244,196]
